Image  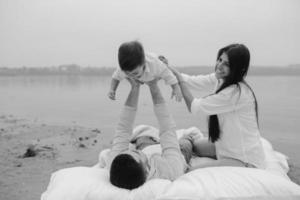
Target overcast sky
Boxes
[0,0,299,67]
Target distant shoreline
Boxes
[1,65,300,76]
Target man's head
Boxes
[110,150,149,190]
[118,41,146,79]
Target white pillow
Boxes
[157,167,300,200]
[87,176,170,200]
[41,167,106,200]
[41,167,171,200]
[41,166,300,200]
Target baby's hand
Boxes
[108,90,116,100]
[171,84,182,102]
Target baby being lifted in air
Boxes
[108,40,182,101]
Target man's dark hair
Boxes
[110,154,146,190]
[118,41,145,72]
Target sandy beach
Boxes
[0,115,109,200]
[0,113,299,200]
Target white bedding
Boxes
[41,127,300,200]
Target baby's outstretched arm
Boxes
[171,83,182,102]
[108,78,120,100]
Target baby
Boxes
[108,40,182,101]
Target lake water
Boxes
[1,75,300,164]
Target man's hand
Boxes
[146,79,165,105]
[126,77,141,89]
[145,78,159,88]
[124,77,140,108]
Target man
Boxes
[107,78,186,190]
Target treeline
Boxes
[0,64,300,76]
[0,64,113,76]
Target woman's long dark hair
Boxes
[208,44,259,143]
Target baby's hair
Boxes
[118,41,145,71]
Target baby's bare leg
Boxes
[188,157,246,171]
[192,138,216,159]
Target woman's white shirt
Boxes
[182,73,266,169]
[181,73,217,94]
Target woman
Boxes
[170,44,266,170]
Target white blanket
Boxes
[97,126,290,179]
[41,127,300,200]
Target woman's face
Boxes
[215,53,230,80]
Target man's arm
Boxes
[124,78,140,107]
[148,82,176,132]
[147,80,186,176]
[148,80,165,105]
[108,78,140,166]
